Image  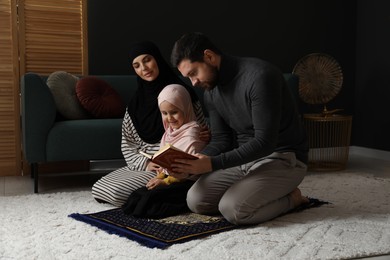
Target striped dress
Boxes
[91,101,206,207]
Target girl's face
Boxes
[159,101,185,130]
[132,54,160,81]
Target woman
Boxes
[92,41,207,207]
[122,84,207,218]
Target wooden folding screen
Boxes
[0,0,87,176]
[0,0,20,176]
[18,0,88,76]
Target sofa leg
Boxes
[31,163,39,193]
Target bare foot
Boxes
[289,188,309,208]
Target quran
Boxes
[139,143,197,171]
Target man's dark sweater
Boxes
[201,55,308,170]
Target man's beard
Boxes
[196,65,218,91]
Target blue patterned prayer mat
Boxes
[69,198,328,249]
[69,209,235,248]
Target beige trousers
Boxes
[187,152,307,225]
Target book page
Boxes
[154,143,192,158]
[139,151,152,159]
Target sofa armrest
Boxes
[21,73,57,163]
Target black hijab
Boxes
[127,41,198,144]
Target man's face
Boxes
[177,59,218,91]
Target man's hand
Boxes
[170,153,212,179]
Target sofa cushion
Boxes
[46,119,124,161]
[76,76,125,118]
[46,71,90,119]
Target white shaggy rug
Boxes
[1,171,390,260]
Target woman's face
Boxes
[159,101,185,130]
[132,54,160,81]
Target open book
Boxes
[139,143,197,171]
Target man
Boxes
[170,32,309,225]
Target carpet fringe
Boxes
[294,197,331,212]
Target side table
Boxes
[303,114,353,171]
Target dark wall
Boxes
[90,0,390,149]
[354,1,390,152]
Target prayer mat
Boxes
[69,198,328,249]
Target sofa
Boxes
[21,72,298,193]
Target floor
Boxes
[1,147,390,260]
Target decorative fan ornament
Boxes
[292,53,343,115]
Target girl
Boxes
[146,84,207,189]
[122,84,207,218]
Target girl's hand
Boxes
[146,177,167,190]
[146,161,161,172]
[199,125,211,143]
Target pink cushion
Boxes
[76,76,125,118]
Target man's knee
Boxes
[219,201,258,225]
[219,195,265,225]
[186,186,208,213]
[186,185,219,214]
[218,196,243,225]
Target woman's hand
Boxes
[199,125,211,143]
[146,177,167,190]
